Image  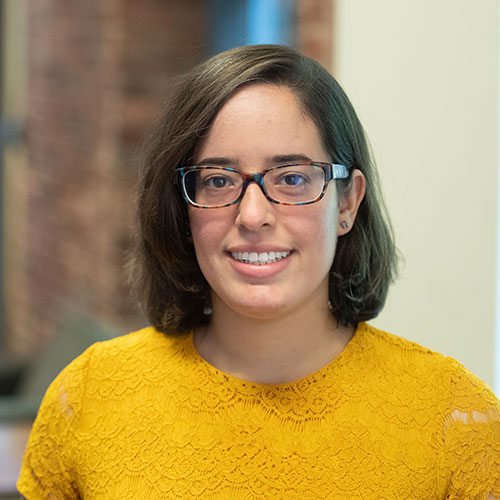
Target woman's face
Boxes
[188,83,345,320]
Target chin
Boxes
[241,304,287,320]
[221,295,294,320]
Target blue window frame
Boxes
[209,0,294,55]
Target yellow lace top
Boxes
[18,323,500,499]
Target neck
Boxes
[193,297,355,384]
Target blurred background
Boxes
[0,1,498,488]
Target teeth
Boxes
[231,251,291,265]
[258,252,268,264]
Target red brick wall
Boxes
[13,0,206,355]
[296,0,333,70]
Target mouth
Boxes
[230,250,291,265]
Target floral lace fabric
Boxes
[18,323,500,499]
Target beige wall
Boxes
[333,0,499,390]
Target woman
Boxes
[18,45,499,499]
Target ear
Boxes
[337,169,366,236]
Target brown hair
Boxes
[130,44,398,333]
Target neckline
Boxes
[185,322,367,390]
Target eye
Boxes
[280,173,306,186]
[200,174,235,189]
[274,171,310,187]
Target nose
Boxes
[235,181,275,231]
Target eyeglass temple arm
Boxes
[328,163,349,181]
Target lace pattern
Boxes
[18,323,500,499]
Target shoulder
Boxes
[35,326,192,412]
[40,327,192,402]
[358,321,444,358]
[74,326,192,378]
[86,326,188,358]
[357,322,499,410]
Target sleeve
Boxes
[442,358,500,499]
[17,343,98,500]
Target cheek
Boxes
[317,211,339,263]
[188,209,232,260]
[306,194,339,255]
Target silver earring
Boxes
[203,306,212,315]
[340,221,349,229]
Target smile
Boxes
[230,251,291,265]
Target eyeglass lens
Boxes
[183,165,326,207]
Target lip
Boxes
[226,249,293,280]
[227,245,292,254]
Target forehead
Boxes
[217,82,303,115]
[195,83,328,165]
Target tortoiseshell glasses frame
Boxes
[175,162,350,209]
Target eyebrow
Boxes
[196,157,237,166]
[195,154,313,167]
[270,154,313,164]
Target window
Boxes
[209,0,294,55]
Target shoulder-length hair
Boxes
[130,44,398,334]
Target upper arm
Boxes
[16,345,96,500]
[442,361,500,498]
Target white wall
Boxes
[333,0,499,390]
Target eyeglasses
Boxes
[175,162,349,208]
